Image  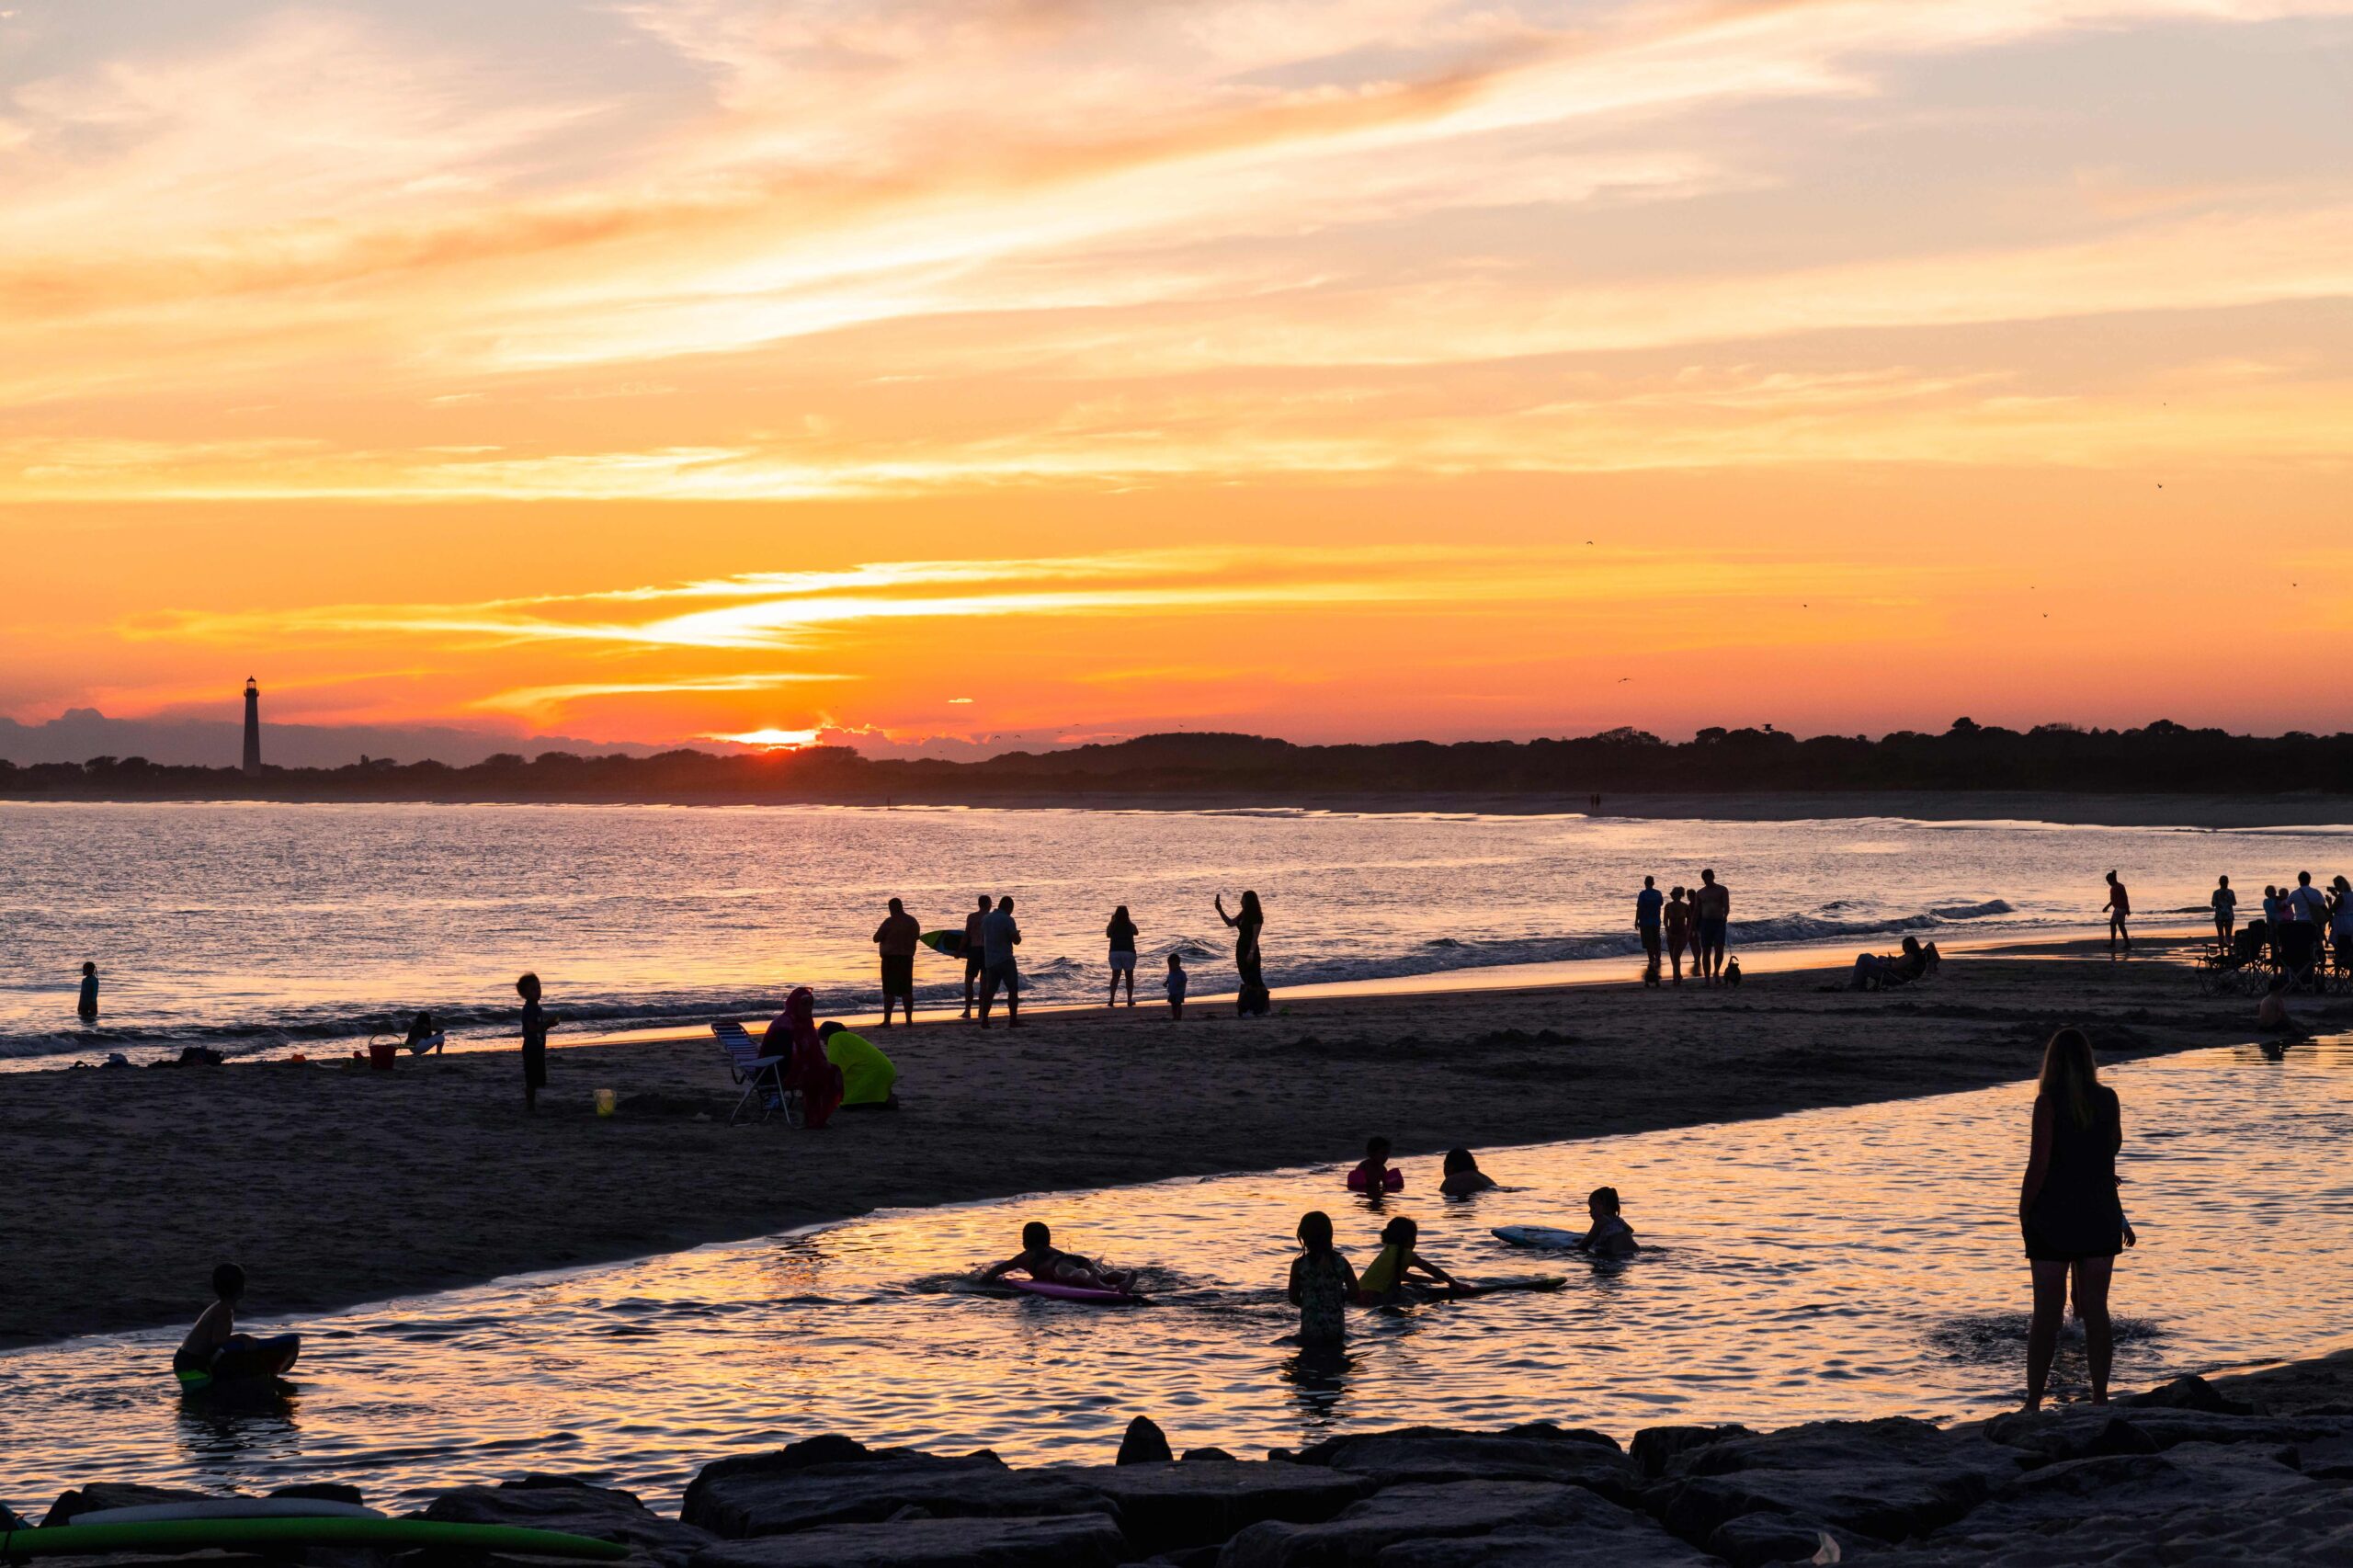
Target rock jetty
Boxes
[23,1370,2353,1566]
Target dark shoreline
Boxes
[5,789,2349,828]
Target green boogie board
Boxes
[919,929,968,958]
[1,1519,630,1560]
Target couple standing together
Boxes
[1636,869,1729,985]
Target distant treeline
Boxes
[6,719,2351,803]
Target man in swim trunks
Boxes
[961,895,992,1019]
[871,897,921,1028]
[979,895,1022,1029]
[1694,869,1730,983]
[978,1221,1132,1292]
[2103,870,2131,957]
[1634,876,1663,987]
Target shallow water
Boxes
[6,801,2348,1062]
[4,1039,2347,1515]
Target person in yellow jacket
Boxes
[816,1020,899,1109]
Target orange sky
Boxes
[4,1,2351,752]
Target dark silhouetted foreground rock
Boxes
[1220,1480,1665,1568]
[690,1514,1128,1568]
[1046,1460,1368,1553]
[1281,1425,1637,1504]
[681,1437,1109,1540]
[421,1474,714,1566]
[1118,1417,1174,1466]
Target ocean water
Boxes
[3,1038,2345,1514]
[3,801,2347,1063]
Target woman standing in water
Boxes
[1106,905,1140,1007]
[1217,890,1268,1015]
[2018,1027,2136,1410]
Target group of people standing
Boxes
[870,890,1270,1028]
[2207,869,2353,971]
[1633,869,1732,986]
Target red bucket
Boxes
[368,1040,398,1071]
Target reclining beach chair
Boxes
[712,1021,795,1126]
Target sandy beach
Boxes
[4,939,2324,1350]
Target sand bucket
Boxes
[596,1087,617,1118]
[368,1040,397,1071]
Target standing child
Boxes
[1288,1210,1358,1346]
[1165,951,1188,1020]
[517,971,555,1114]
[78,961,100,1020]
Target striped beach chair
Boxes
[713,1021,795,1126]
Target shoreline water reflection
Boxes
[3,1039,2347,1514]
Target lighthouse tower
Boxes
[242,677,263,775]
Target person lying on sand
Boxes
[1348,1135,1404,1193]
[1440,1147,1496,1196]
[1572,1186,1640,1257]
[978,1221,1134,1292]
[1354,1216,1461,1302]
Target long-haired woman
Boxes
[2018,1027,2137,1409]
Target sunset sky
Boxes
[5,1,2350,755]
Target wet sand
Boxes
[4,944,2329,1348]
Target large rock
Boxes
[1375,1517,1719,1567]
[1629,1426,1756,1481]
[41,1483,215,1527]
[1218,1480,1631,1568]
[681,1437,1112,1540]
[1979,1405,2352,1463]
[1646,1416,2024,1547]
[421,1475,715,1566]
[1918,1439,2314,1546]
[691,1514,1128,1568]
[1046,1460,1368,1553]
[1281,1426,1636,1504]
[1118,1417,1175,1466]
[1880,1483,2353,1565]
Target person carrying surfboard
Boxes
[976,1221,1133,1293]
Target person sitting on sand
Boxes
[1354,1216,1461,1302]
[1850,936,1939,991]
[817,1019,899,1108]
[978,1221,1134,1293]
[1289,1210,1358,1346]
[1573,1187,1640,1257]
[404,1008,445,1055]
[1165,950,1188,1020]
[1347,1135,1404,1193]
[766,987,843,1129]
[1440,1147,1496,1196]
[175,1263,252,1380]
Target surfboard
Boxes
[1492,1225,1587,1250]
[1400,1275,1567,1301]
[0,1519,630,1561]
[1006,1279,1144,1305]
[919,930,968,958]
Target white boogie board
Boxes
[1491,1225,1586,1250]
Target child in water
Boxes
[1354,1216,1461,1302]
[1165,951,1188,1020]
[1288,1210,1358,1346]
[978,1221,1135,1293]
[1440,1147,1496,1196]
[1574,1187,1639,1257]
[1347,1136,1404,1193]
[175,1262,246,1378]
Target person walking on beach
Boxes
[1694,869,1730,983]
[979,896,1022,1029]
[2018,1027,2135,1411]
[872,897,921,1028]
[1663,887,1693,984]
[2102,871,2131,957]
[2211,876,2236,953]
[1635,876,1664,987]
[77,961,99,1021]
[516,972,555,1114]
[1288,1210,1358,1349]
[961,895,992,1019]
[1219,890,1269,1016]
[1106,905,1140,1007]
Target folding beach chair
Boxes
[712,1021,795,1126]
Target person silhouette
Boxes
[78,961,99,1021]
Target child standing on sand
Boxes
[1165,951,1188,1019]
[1288,1210,1358,1346]
[517,972,555,1114]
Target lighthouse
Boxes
[242,677,262,775]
